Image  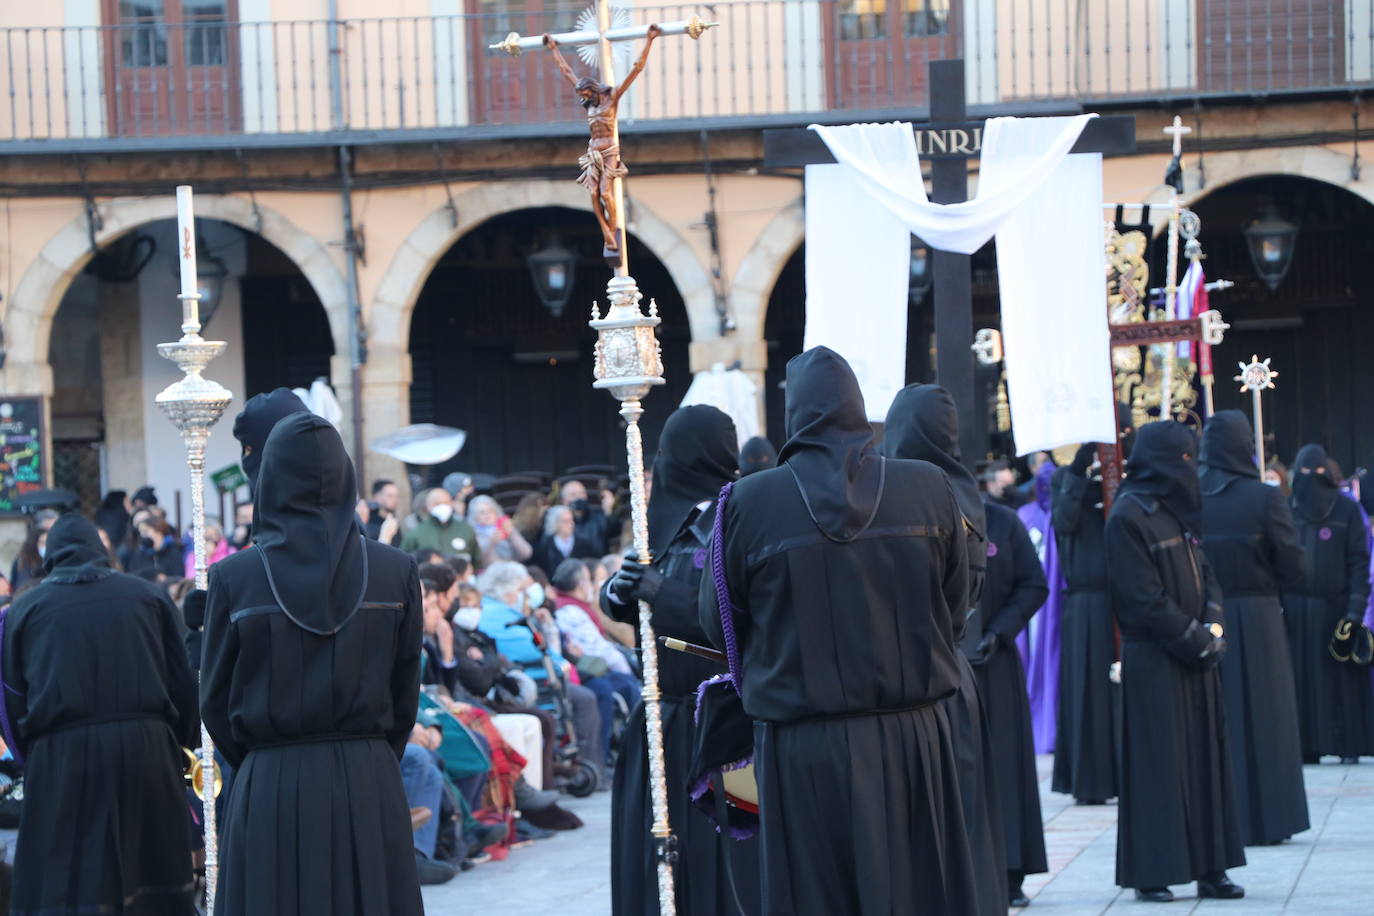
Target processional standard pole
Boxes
[1159,116,1192,421]
[1235,355,1277,470]
[157,186,232,912]
[491,8,718,913]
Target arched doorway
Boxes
[1152,175,1374,474]
[48,218,334,518]
[407,206,691,480]
[761,240,1002,456]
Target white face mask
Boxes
[36,545,45,559]
[525,582,545,609]
[453,607,483,631]
[1263,478,1281,487]
[430,504,454,524]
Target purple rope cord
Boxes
[710,482,744,684]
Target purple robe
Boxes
[1017,462,1065,754]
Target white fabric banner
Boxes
[805,117,1115,453]
[803,162,913,420]
[679,363,761,446]
[986,118,1116,454]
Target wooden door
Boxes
[828,0,957,110]
[468,0,586,125]
[105,0,241,136]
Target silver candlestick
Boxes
[158,186,232,913]
[591,274,676,912]
[1234,355,1276,472]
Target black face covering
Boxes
[1121,420,1203,533]
[738,437,778,477]
[232,388,309,492]
[1290,443,1340,523]
[1117,402,1137,460]
[648,405,739,557]
[253,412,366,635]
[881,383,985,540]
[778,348,885,543]
[1199,409,1259,495]
[42,514,113,584]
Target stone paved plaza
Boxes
[421,757,1374,915]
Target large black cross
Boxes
[764,59,1137,466]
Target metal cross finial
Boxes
[1234,355,1276,471]
[1164,115,1192,157]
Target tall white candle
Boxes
[175,186,200,333]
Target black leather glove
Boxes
[1070,443,1097,477]
[971,632,1001,666]
[181,588,208,631]
[610,559,664,605]
[1197,635,1228,669]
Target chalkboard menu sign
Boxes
[0,397,46,515]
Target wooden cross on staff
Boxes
[763,60,1138,466]
[490,5,716,272]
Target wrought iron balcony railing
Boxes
[0,1,1368,151]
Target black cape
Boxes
[231,387,308,491]
[883,382,1006,915]
[701,348,975,915]
[1049,464,1120,802]
[4,514,198,915]
[202,414,424,916]
[1106,422,1245,888]
[608,405,760,916]
[1282,444,1374,758]
[974,502,1050,877]
[1200,411,1310,844]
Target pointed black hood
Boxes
[1290,443,1340,523]
[1121,420,1203,533]
[881,383,985,540]
[648,405,739,557]
[42,514,114,584]
[1199,409,1259,495]
[778,348,885,543]
[232,388,309,492]
[253,412,366,635]
[738,436,778,477]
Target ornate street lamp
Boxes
[1242,204,1298,292]
[909,236,933,305]
[527,236,578,317]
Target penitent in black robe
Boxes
[700,348,976,916]
[1199,411,1309,845]
[972,502,1050,878]
[1106,423,1245,890]
[202,413,424,916]
[606,405,760,916]
[1282,444,1374,760]
[3,515,198,916]
[1050,465,1120,803]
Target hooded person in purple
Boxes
[1017,460,1064,754]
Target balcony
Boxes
[0,1,1369,153]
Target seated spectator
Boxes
[558,480,613,555]
[118,514,184,582]
[511,492,550,545]
[585,557,634,647]
[551,559,641,771]
[414,547,444,568]
[400,739,458,886]
[367,478,402,544]
[446,555,475,586]
[466,495,533,569]
[183,520,234,579]
[402,488,482,570]
[532,505,599,577]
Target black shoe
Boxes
[1009,888,1031,907]
[513,777,559,812]
[1197,872,1244,900]
[1339,756,1360,765]
[514,819,556,841]
[1075,798,1107,806]
[414,852,457,886]
[1134,887,1174,903]
[1302,753,1320,765]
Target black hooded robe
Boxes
[201,413,424,916]
[700,349,976,916]
[882,383,1007,916]
[606,405,761,916]
[1282,444,1374,760]
[3,515,198,915]
[973,502,1050,880]
[1199,412,1309,845]
[1049,463,1120,803]
[1106,422,1245,889]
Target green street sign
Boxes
[211,463,248,493]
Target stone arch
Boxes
[367,180,716,358]
[5,193,351,382]
[728,197,804,342]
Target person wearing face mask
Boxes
[1282,444,1374,765]
[1198,411,1309,846]
[1106,421,1245,903]
[401,488,482,570]
[466,495,533,569]
[559,479,611,555]
[118,516,185,582]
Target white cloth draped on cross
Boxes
[803,117,1117,452]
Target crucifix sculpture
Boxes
[492,9,717,914]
